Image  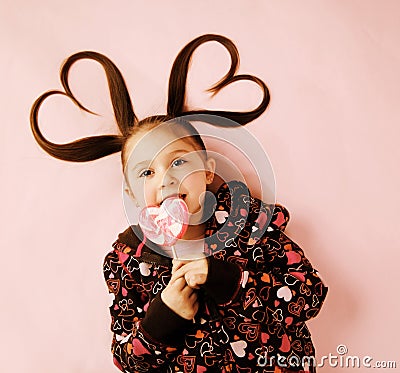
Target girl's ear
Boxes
[124,187,134,198]
[205,157,216,184]
[124,187,140,207]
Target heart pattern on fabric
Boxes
[215,210,229,224]
[138,197,189,246]
[277,286,292,302]
[105,179,328,372]
[230,340,247,357]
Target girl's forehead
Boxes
[125,127,199,167]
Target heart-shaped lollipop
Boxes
[138,197,189,258]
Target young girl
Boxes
[30,34,328,373]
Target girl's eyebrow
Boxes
[131,149,190,170]
[132,160,151,170]
[169,149,190,157]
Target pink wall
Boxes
[2,1,399,372]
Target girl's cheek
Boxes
[144,191,154,206]
[184,170,207,185]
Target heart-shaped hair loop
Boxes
[30,51,137,162]
[30,89,125,162]
[167,34,270,125]
[60,51,138,133]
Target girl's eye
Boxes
[172,159,186,167]
[139,169,153,178]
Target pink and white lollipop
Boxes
[138,197,189,259]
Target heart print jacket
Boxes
[103,180,328,373]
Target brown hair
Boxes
[30,34,270,169]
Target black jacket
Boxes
[103,181,328,372]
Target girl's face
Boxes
[124,125,216,224]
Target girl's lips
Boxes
[160,193,187,206]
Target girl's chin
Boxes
[187,205,204,224]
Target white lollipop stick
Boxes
[171,245,178,260]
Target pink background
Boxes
[2,1,399,372]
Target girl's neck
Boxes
[182,222,206,240]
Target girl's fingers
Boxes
[182,286,195,298]
[185,272,200,289]
[171,260,198,280]
[170,266,189,284]
[171,259,191,275]
[171,276,187,291]
[169,273,182,286]
[183,271,198,289]
[170,263,207,287]
[186,272,207,289]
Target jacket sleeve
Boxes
[102,249,191,372]
[204,226,328,327]
[203,180,328,327]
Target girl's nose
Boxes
[161,171,178,188]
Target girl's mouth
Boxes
[160,193,187,206]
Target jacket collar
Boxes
[112,181,290,265]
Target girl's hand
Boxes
[161,277,199,320]
[170,258,208,289]
[171,259,191,274]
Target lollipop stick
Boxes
[171,245,178,260]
